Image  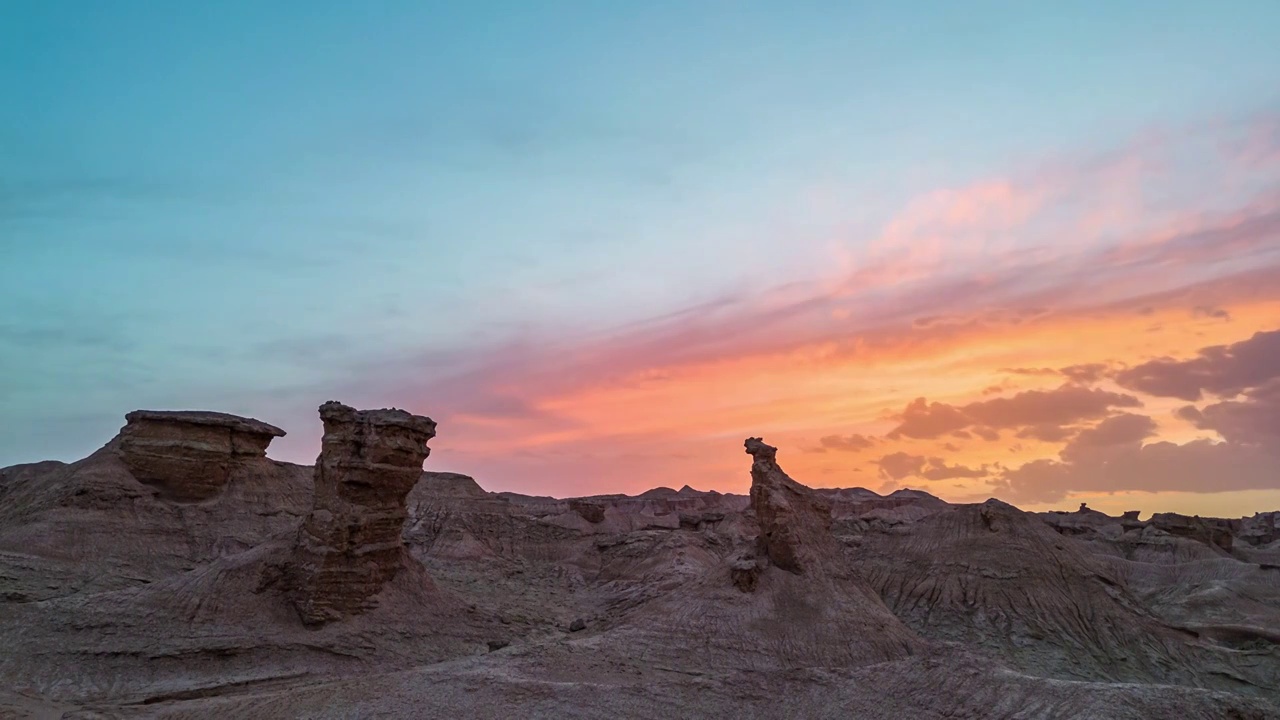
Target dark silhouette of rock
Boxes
[487,639,509,651]
[569,618,586,632]
[287,401,438,626]
[117,410,285,501]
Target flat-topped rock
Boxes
[117,409,284,502]
[124,410,285,437]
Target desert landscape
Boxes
[6,4,1280,718]
[1,403,1277,719]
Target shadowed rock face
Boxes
[117,410,285,501]
[568,498,606,524]
[287,401,438,626]
[746,437,833,574]
[1240,512,1280,546]
[1149,512,1235,552]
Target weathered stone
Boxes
[1239,512,1280,547]
[679,510,725,529]
[569,499,606,524]
[729,555,760,592]
[746,437,832,574]
[117,410,285,502]
[1149,512,1235,553]
[569,618,586,632]
[288,401,437,626]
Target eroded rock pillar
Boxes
[746,436,834,575]
[288,401,437,625]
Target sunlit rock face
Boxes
[287,401,437,626]
[117,410,285,502]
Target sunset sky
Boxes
[3,2,1279,516]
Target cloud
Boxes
[876,452,929,480]
[817,433,877,452]
[1066,413,1158,450]
[923,461,990,481]
[968,386,1143,427]
[994,326,1280,505]
[995,436,1280,504]
[995,406,1276,504]
[1058,363,1111,384]
[1179,379,1280,447]
[875,452,989,481]
[1001,367,1058,376]
[889,385,1142,440]
[1015,424,1078,442]
[890,399,971,439]
[1114,329,1280,401]
[1192,305,1232,321]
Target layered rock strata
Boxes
[288,401,437,626]
[117,410,285,501]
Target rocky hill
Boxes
[0,404,1277,718]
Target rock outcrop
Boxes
[287,401,438,626]
[1149,512,1235,553]
[568,498,606,524]
[746,437,833,574]
[117,410,285,501]
[1239,511,1280,547]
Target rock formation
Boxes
[746,436,833,574]
[1239,511,1280,546]
[1,418,1278,718]
[1148,512,1235,552]
[287,401,438,626]
[568,498,606,523]
[117,410,285,501]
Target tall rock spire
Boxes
[287,401,437,626]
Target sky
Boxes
[3,1,1279,517]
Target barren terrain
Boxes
[1,404,1277,719]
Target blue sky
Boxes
[3,2,1280,509]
